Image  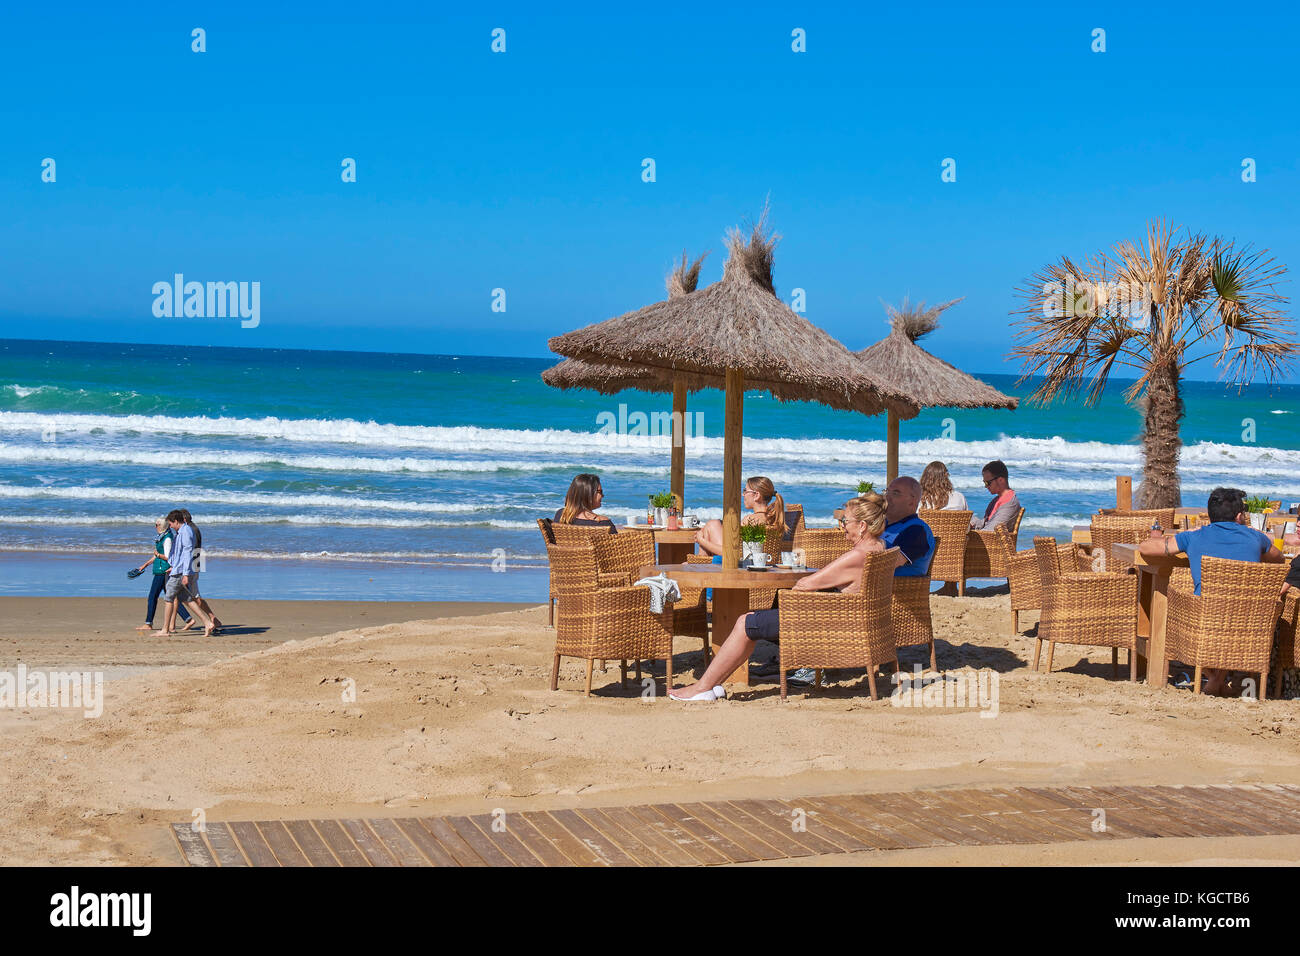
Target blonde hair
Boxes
[843,493,887,536]
[919,461,954,510]
[559,473,603,524]
[746,476,786,536]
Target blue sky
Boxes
[3,1,1298,381]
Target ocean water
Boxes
[2,338,1298,602]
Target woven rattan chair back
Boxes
[919,509,972,585]
[1088,515,1153,569]
[551,522,611,547]
[792,527,850,569]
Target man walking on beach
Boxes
[157,510,213,637]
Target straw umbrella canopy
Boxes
[549,216,919,568]
[856,298,1018,484]
[541,252,709,510]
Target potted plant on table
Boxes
[1245,495,1270,531]
[650,491,675,527]
[739,523,769,565]
[857,480,875,495]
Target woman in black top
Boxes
[554,473,617,534]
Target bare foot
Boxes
[203,623,215,637]
[152,630,172,637]
[136,623,153,631]
[177,621,197,632]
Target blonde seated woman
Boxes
[670,493,901,701]
[694,476,792,556]
[919,460,967,511]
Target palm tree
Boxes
[1012,221,1295,508]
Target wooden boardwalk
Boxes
[171,783,1300,866]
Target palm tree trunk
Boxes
[1136,358,1184,509]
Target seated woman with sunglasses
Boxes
[694,476,793,556]
[554,473,617,533]
[669,493,888,701]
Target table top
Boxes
[1110,542,1189,570]
[639,562,817,588]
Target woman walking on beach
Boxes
[555,474,617,533]
[134,517,191,631]
[695,476,792,556]
[919,461,967,511]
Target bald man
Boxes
[882,476,936,576]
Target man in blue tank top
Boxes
[882,476,936,576]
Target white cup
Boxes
[780,551,797,566]
[750,552,772,569]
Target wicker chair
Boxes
[792,527,850,568]
[1033,536,1138,678]
[1087,515,1162,571]
[962,507,1025,590]
[537,518,557,626]
[997,526,1043,635]
[550,521,616,547]
[1097,508,1175,527]
[1164,556,1288,699]
[892,573,937,671]
[919,509,973,593]
[1274,590,1300,699]
[545,542,673,696]
[747,521,791,611]
[777,549,899,700]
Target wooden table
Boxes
[1110,542,1189,689]
[1071,525,1091,546]
[623,525,701,564]
[640,562,816,687]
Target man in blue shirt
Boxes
[1139,487,1283,693]
[882,476,936,577]
[157,509,214,636]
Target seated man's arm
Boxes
[1139,531,1187,558]
[892,524,929,570]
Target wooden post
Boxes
[1116,475,1132,511]
[670,377,686,512]
[886,409,900,485]
[721,368,744,569]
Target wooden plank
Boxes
[549,809,639,867]
[720,800,830,858]
[1225,785,1300,819]
[419,817,488,867]
[574,808,671,866]
[730,798,855,853]
[443,816,517,867]
[311,819,369,866]
[505,814,575,867]
[284,819,340,866]
[946,789,1083,844]
[625,804,729,866]
[781,798,878,852]
[800,796,925,858]
[228,821,279,867]
[986,789,1115,842]
[679,802,789,862]
[1147,787,1278,836]
[519,811,610,866]
[366,817,431,867]
[596,805,703,866]
[256,820,310,866]
[202,822,250,866]
[866,791,984,846]
[1089,789,1208,838]
[394,817,458,866]
[650,803,758,863]
[1102,786,1234,837]
[923,790,1038,845]
[340,819,398,867]
[171,824,217,867]
[466,814,547,867]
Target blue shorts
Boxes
[745,608,780,642]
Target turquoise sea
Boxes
[2,338,1298,602]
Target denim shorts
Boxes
[744,608,780,642]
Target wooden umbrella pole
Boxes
[886,408,899,485]
[722,368,744,569]
[671,377,686,512]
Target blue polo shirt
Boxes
[882,514,936,577]
[1173,522,1273,595]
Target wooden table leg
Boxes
[658,542,694,564]
[711,588,751,687]
[1147,572,1171,689]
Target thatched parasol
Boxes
[549,213,918,568]
[541,251,709,509]
[856,297,1018,483]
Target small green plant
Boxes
[739,524,768,543]
[650,491,675,509]
[1244,495,1270,513]
[856,480,875,495]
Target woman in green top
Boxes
[134,518,191,631]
